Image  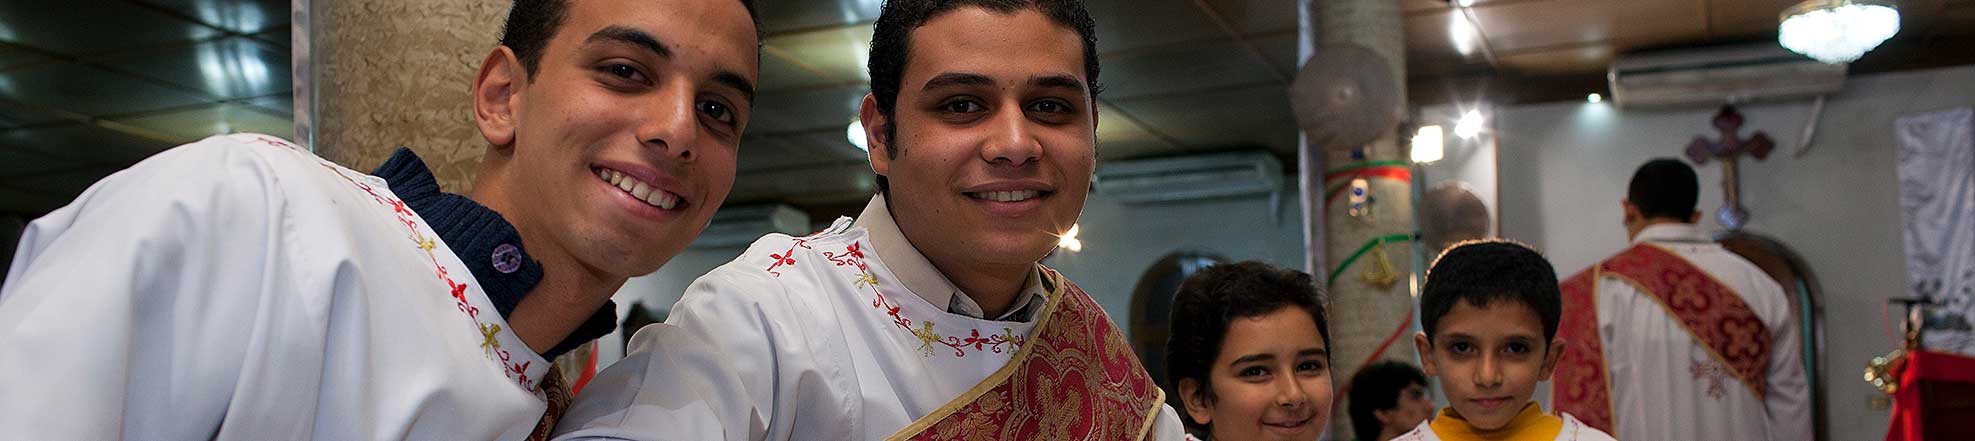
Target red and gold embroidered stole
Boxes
[1554,243,1771,433]
[887,268,1164,441]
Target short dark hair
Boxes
[1348,360,1429,441]
[1420,240,1561,344]
[866,0,1102,193]
[1165,261,1330,437]
[499,0,762,80]
[1627,158,1699,221]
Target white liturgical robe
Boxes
[1592,224,1811,441]
[554,197,1185,440]
[0,134,557,440]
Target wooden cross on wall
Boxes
[1685,105,1774,230]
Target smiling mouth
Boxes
[963,190,1048,202]
[594,167,686,210]
[1263,416,1313,431]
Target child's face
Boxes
[1180,307,1332,441]
[1412,299,1562,431]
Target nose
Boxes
[1474,354,1504,389]
[979,105,1041,166]
[1274,374,1310,408]
[639,79,699,163]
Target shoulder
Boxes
[1559,413,1618,441]
[1389,420,1436,441]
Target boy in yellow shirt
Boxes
[1394,241,1616,441]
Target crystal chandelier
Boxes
[1778,0,1901,64]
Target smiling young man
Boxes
[553,1,1187,440]
[0,0,757,439]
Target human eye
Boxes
[596,62,650,87]
[937,98,985,114]
[698,100,735,125]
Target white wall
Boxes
[1496,64,1975,441]
[599,181,1312,367]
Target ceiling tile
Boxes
[244,94,294,117]
[1108,83,1296,156]
[0,97,66,129]
[1469,0,1706,54]
[1204,0,1298,35]
[101,36,289,100]
[108,102,292,143]
[1496,43,1615,74]
[1707,0,1796,38]
[136,0,290,34]
[746,85,866,134]
[762,25,872,87]
[1405,9,1491,76]
[1087,0,1224,54]
[0,2,221,57]
[1254,34,1300,78]
[756,0,881,35]
[1100,38,1281,100]
[0,44,52,71]
[0,123,174,172]
[0,63,213,117]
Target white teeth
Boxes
[973,190,1040,202]
[596,167,685,210]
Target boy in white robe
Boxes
[0,0,761,439]
[553,1,1188,439]
[1394,241,1615,441]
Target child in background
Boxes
[1348,360,1435,441]
[1395,241,1615,441]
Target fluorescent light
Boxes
[846,121,869,152]
[1411,125,1444,164]
[1456,0,1475,7]
[1587,93,1603,103]
[1454,109,1484,139]
[1779,0,1900,64]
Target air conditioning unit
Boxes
[1095,151,1283,203]
[691,204,811,249]
[1609,44,1846,108]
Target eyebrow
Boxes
[1029,74,1086,94]
[1299,348,1330,359]
[585,26,672,59]
[1230,353,1275,366]
[714,71,756,103]
[585,26,756,103]
[921,72,996,91]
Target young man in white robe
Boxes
[553,1,1187,440]
[1551,158,1811,441]
[0,0,760,439]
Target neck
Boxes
[469,157,622,354]
[927,258,1030,318]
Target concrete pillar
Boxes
[1298,0,1413,438]
[300,0,506,192]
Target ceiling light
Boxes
[1411,125,1444,164]
[846,120,869,152]
[1448,12,1478,56]
[1587,93,1603,103]
[1455,0,1476,7]
[1454,109,1484,139]
[1057,224,1083,252]
[1778,0,1900,64]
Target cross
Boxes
[1685,105,1774,230]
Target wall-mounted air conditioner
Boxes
[1095,151,1283,204]
[691,204,810,249]
[1609,44,1846,108]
